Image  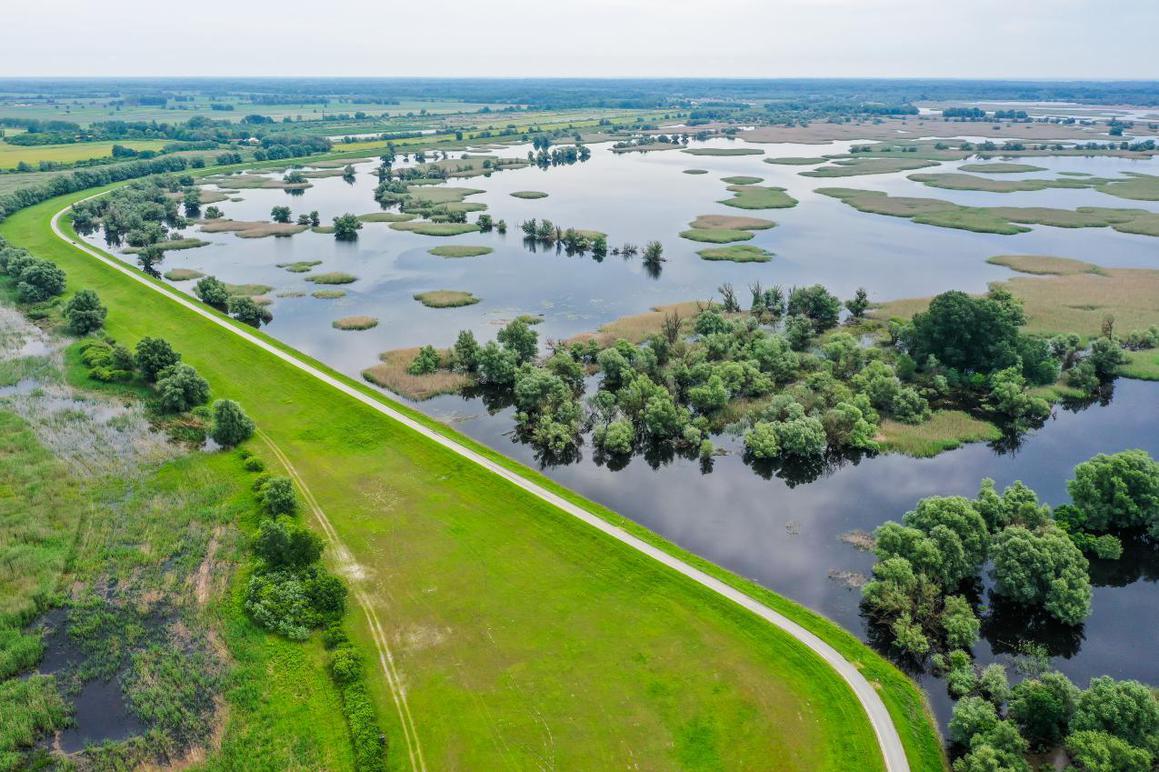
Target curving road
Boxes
[52,201,910,772]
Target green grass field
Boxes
[0,139,169,169]
[1,183,945,770]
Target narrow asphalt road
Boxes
[52,201,910,772]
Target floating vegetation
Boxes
[428,245,493,258]
[332,316,379,330]
[413,290,480,308]
[305,272,358,285]
[697,245,774,262]
[163,268,204,281]
[276,260,323,273]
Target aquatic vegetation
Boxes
[428,245,493,257]
[697,245,774,262]
[332,316,379,330]
[802,157,940,177]
[718,185,798,210]
[163,268,204,281]
[510,190,548,199]
[305,272,358,285]
[413,290,480,308]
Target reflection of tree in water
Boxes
[1088,532,1159,588]
[746,448,873,488]
[461,384,515,415]
[982,593,1086,660]
[1058,380,1116,414]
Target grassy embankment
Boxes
[2,188,946,770]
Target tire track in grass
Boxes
[259,430,427,772]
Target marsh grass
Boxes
[199,220,307,239]
[721,176,763,185]
[877,411,1001,457]
[718,185,798,210]
[389,221,480,236]
[764,157,826,165]
[985,255,1104,276]
[305,273,358,285]
[428,245,492,258]
[689,214,775,230]
[356,212,416,223]
[697,245,773,262]
[224,283,273,296]
[276,260,323,273]
[332,316,379,331]
[510,191,548,199]
[566,301,710,347]
[164,268,205,281]
[680,147,764,156]
[803,157,939,177]
[125,238,209,254]
[679,228,755,244]
[413,290,480,308]
[959,163,1047,174]
[682,169,708,174]
[310,290,346,299]
[361,347,470,400]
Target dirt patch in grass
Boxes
[985,255,1104,276]
[683,169,709,175]
[198,219,307,239]
[357,212,417,223]
[721,176,763,185]
[276,260,323,273]
[389,221,480,236]
[698,245,774,263]
[164,268,205,281]
[765,157,827,165]
[305,272,357,285]
[803,157,940,177]
[719,185,798,210]
[681,147,764,156]
[878,411,1001,458]
[428,245,493,258]
[361,347,470,401]
[566,300,712,347]
[680,228,755,244]
[310,289,346,299]
[332,316,379,330]
[414,290,480,308]
[959,162,1047,173]
[510,191,548,199]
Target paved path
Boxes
[52,201,910,772]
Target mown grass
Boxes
[413,290,479,308]
[427,245,492,257]
[0,139,169,169]
[877,411,1001,458]
[698,245,774,262]
[4,183,946,772]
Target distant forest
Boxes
[2,77,1158,108]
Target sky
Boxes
[3,0,1157,79]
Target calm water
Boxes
[85,138,1159,724]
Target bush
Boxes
[252,517,323,569]
[210,399,254,447]
[228,295,272,327]
[245,567,343,640]
[407,345,440,375]
[259,476,298,516]
[155,363,210,413]
[135,337,181,382]
[243,456,265,473]
[63,289,107,334]
[194,276,230,308]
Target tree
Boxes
[744,422,780,460]
[1068,450,1159,536]
[788,284,842,331]
[1087,337,1128,378]
[14,257,66,302]
[332,213,363,241]
[845,287,870,321]
[137,245,163,277]
[309,210,321,227]
[451,330,480,372]
[877,496,989,587]
[260,476,298,516]
[270,205,292,223]
[253,517,324,569]
[477,342,517,385]
[904,289,1024,375]
[942,595,980,649]
[988,367,1051,428]
[949,696,999,746]
[63,289,107,334]
[203,205,223,219]
[890,612,929,657]
[784,314,814,351]
[182,187,201,217]
[642,240,665,265]
[229,295,272,327]
[135,337,181,382]
[211,399,254,447]
[497,318,538,363]
[595,419,634,455]
[977,664,1010,707]
[990,525,1092,625]
[194,276,230,309]
[1008,672,1079,750]
[1065,730,1153,772]
[821,402,877,450]
[156,363,210,413]
[407,345,440,375]
[1072,677,1159,753]
[774,416,826,458]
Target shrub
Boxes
[63,289,107,334]
[194,276,230,308]
[210,399,254,447]
[407,345,440,375]
[259,476,298,516]
[228,295,272,327]
[252,517,323,568]
[135,337,181,382]
[156,363,210,413]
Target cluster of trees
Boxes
[518,218,608,257]
[948,672,1156,771]
[193,276,272,327]
[527,144,591,168]
[0,237,67,304]
[270,206,321,227]
[864,448,1157,652]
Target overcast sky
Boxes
[3,0,1156,79]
